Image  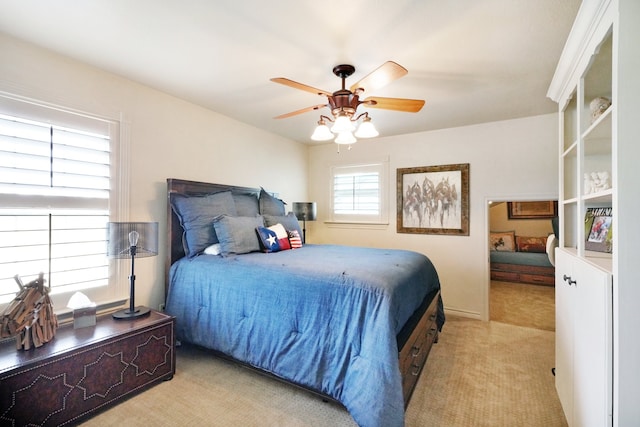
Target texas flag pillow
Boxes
[256,223,291,252]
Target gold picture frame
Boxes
[397,163,469,235]
[507,201,557,219]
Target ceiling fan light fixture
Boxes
[354,116,379,138]
[311,120,334,141]
[330,113,355,133]
[334,131,357,145]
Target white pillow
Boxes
[204,243,221,256]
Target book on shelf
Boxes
[584,207,613,253]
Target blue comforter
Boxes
[166,244,444,427]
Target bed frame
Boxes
[165,178,440,407]
[490,262,555,286]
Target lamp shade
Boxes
[354,118,379,138]
[331,114,355,133]
[311,123,334,141]
[292,202,317,221]
[107,222,158,258]
[334,131,357,145]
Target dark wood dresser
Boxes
[0,309,175,426]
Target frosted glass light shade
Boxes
[355,119,379,138]
[331,114,355,133]
[334,131,357,145]
[311,123,334,141]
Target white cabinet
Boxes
[548,1,640,425]
[555,249,612,427]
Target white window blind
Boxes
[0,110,113,305]
[330,162,388,224]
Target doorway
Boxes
[488,200,557,331]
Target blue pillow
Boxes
[213,215,264,256]
[263,213,303,241]
[232,192,260,217]
[171,191,237,258]
[259,187,286,216]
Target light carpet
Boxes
[490,280,555,331]
[82,316,566,426]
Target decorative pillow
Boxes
[256,223,291,253]
[203,243,221,256]
[288,229,302,249]
[259,187,286,216]
[516,236,547,253]
[490,231,516,252]
[263,213,303,241]
[212,215,264,256]
[171,191,237,258]
[232,192,260,217]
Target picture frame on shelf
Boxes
[584,207,613,253]
[396,163,469,235]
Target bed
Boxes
[164,178,445,427]
[489,231,555,286]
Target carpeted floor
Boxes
[82,285,567,427]
[490,280,555,331]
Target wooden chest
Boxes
[0,310,175,426]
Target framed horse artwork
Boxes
[396,163,470,235]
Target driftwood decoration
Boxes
[0,273,58,350]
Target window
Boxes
[330,161,388,224]
[0,96,126,310]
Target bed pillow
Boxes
[203,243,222,256]
[490,231,516,252]
[256,223,291,253]
[213,215,264,256]
[263,212,303,241]
[171,191,237,257]
[288,229,302,249]
[232,192,260,217]
[516,236,547,253]
[259,187,286,216]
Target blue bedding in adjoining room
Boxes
[166,244,444,427]
[490,250,553,268]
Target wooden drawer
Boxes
[399,291,439,405]
[491,270,520,282]
[520,273,555,286]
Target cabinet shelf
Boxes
[583,106,612,141]
[583,189,612,203]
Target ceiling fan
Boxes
[271,61,425,145]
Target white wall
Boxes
[0,33,559,320]
[307,114,558,319]
[0,34,308,311]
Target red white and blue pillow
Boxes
[288,229,302,249]
[256,223,292,252]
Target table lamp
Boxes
[107,222,158,320]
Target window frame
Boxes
[0,93,130,314]
[328,160,389,225]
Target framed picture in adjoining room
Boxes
[397,163,469,235]
[507,201,558,219]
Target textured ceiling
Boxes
[0,0,581,144]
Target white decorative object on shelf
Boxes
[584,171,611,194]
[595,171,610,192]
[590,96,611,123]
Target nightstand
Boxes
[0,309,175,426]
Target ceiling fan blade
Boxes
[274,104,328,119]
[270,78,332,97]
[349,61,408,93]
[362,96,425,113]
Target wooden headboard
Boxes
[165,178,261,300]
